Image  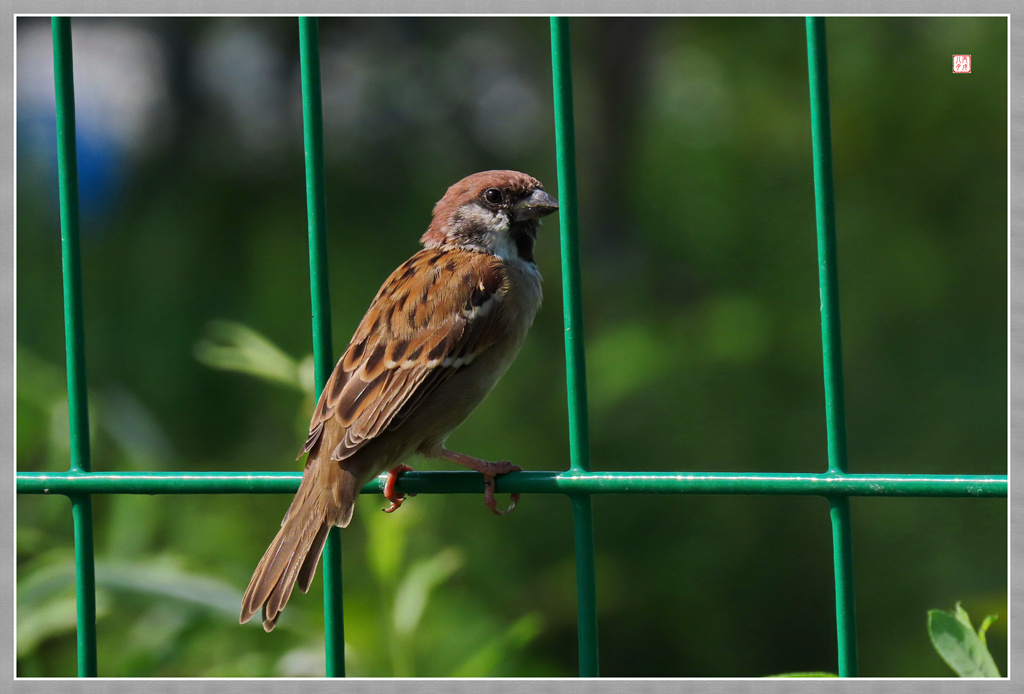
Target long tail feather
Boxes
[297,522,331,594]
[240,464,360,631]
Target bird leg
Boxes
[438,449,522,515]
[382,463,415,513]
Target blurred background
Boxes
[16,16,1007,677]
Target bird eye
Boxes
[483,188,503,205]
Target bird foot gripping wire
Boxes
[478,461,522,515]
[381,459,522,515]
[438,449,522,515]
[382,464,416,513]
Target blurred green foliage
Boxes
[16,16,1006,677]
[928,603,1000,677]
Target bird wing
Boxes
[298,247,508,463]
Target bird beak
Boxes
[514,188,559,221]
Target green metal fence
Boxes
[16,16,1008,679]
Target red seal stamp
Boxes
[953,55,971,73]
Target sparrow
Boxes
[240,170,558,631]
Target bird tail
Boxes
[239,464,360,631]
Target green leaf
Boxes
[194,320,308,393]
[392,548,463,637]
[928,607,1000,677]
[449,612,544,677]
[16,550,112,658]
[17,594,114,658]
[363,492,414,587]
[95,557,243,618]
[978,614,998,647]
[953,601,973,630]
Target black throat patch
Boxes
[510,220,539,264]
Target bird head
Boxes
[420,170,559,263]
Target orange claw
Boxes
[382,463,415,513]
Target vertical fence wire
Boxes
[806,16,859,677]
[550,16,599,678]
[51,16,98,678]
[298,16,345,677]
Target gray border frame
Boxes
[8,2,1017,692]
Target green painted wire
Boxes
[69,497,97,676]
[806,16,858,678]
[298,16,345,678]
[550,16,600,678]
[51,16,98,678]
[52,18,89,474]
[16,469,1009,498]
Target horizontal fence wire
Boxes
[17,471,1008,497]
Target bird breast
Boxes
[408,257,541,453]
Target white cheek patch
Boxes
[460,202,510,234]
[458,203,519,261]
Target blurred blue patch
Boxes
[18,104,125,231]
